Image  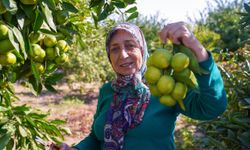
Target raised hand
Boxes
[158,22,208,62]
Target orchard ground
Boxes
[14,82,204,148]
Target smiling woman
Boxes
[108,30,143,75]
[57,22,227,150]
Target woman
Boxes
[58,22,227,150]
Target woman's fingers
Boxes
[159,22,195,46]
[159,22,208,61]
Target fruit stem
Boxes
[177,99,186,111]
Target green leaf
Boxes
[125,6,137,13]
[238,132,250,148]
[124,0,136,4]
[28,113,48,119]
[5,138,14,150]
[11,26,27,59]
[7,28,20,53]
[16,11,25,29]
[237,12,249,17]
[50,119,65,125]
[126,12,138,21]
[12,49,24,63]
[40,28,56,35]
[0,133,11,150]
[33,10,44,32]
[15,116,22,124]
[28,62,42,95]
[42,2,57,32]
[44,84,57,92]
[25,117,36,127]
[18,125,27,137]
[2,0,17,14]
[244,3,250,14]
[13,105,30,113]
[239,16,250,25]
[30,61,40,83]
[62,2,78,13]
[60,127,72,135]
[98,8,109,21]
[20,3,35,19]
[45,73,64,85]
[43,0,56,11]
[89,0,103,8]
[112,1,125,8]
[30,139,38,150]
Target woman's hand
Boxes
[158,21,208,62]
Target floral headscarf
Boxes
[104,23,150,150]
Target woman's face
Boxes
[109,30,143,76]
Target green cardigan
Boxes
[75,54,227,150]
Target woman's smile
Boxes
[120,62,134,67]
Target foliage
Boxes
[62,0,139,85]
[193,25,221,51]
[0,0,80,148]
[89,0,138,25]
[64,21,116,83]
[0,0,136,149]
[196,0,249,52]
[132,14,166,53]
[192,2,250,149]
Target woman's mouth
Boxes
[120,62,134,67]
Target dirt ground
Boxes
[14,82,101,146]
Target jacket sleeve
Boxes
[177,52,227,120]
[74,87,104,150]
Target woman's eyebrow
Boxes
[125,40,136,43]
[110,43,119,47]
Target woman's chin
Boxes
[118,69,137,76]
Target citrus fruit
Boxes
[0,39,14,54]
[55,53,69,64]
[55,10,68,24]
[0,24,8,40]
[35,62,45,73]
[0,52,16,65]
[159,95,176,107]
[45,47,56,60]
[173,68,198,89]
[29,31,44,44]
[144,66,162,84]
[44,35,57,47]
[171,52,190,72]
[20,0,37,5]
[56,40,69,52]
[146,55,153,67]
[171,82,188,100]
[31,44,46,62]
[149,84,161,97]
[151,49,172,69]
[157,75,175,94]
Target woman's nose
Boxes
[120,48,129,58]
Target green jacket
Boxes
[75,54,227,150]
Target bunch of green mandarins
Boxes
[0,23,16,66]
[145,44,208,111]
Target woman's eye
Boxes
[110,47,119,52]
[126,44,136,49]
